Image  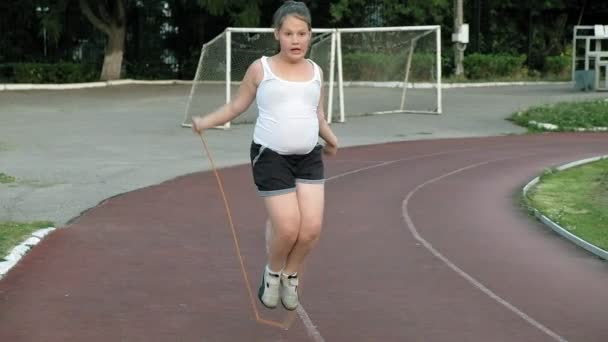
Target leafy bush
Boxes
[544,55,570,79]
[0,64,13,82]
[0,63,98,83]
[124,61,177,80]
[464,53,527,79]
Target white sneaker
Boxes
[280,272,299,311]
[258,265,280,309]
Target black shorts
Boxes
[250,142,324,197]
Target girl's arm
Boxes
[316,69,338,155]
[192,60,262,133]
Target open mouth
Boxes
[290,48,302,53]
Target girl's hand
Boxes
[192,117,206,134]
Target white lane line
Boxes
[297,306,326,342]
[291,147,477,340]
[401,158,568,342]
[298,145,546,341]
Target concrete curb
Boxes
[0,79,571,91]
[0,227,56,280]
[528,120,608,132]
[523,155,608,261]
[0,79,194,91]
[442,81,571,88]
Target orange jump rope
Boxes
[198,133,298,330]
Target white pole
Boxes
[436,27,443,114]
[205,29,227,47]
[327,31,337,124]
[400,39,417,111]
[400,29,437,112]
[337,31,345,123]
[572,27,577,82]
[182,45,207,127]
[594,55,600,91]
[585,38,590,71]
[224,30,232,129]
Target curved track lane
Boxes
[0,133,607,341]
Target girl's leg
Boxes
[278,183,324,310]
[283,182,324,274]
[258,191,300,309]
[264,192,301,272]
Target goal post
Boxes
[334,26,442,123]
[182,27,337,128]
[183,25,443,128]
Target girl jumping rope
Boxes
[192,1,338,311]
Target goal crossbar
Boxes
[337,25,440,33]
[183,25,442,128]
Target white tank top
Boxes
[253,56,321,155]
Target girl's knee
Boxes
[273,217,301,244]
[299,220,322,244]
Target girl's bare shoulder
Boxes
[247,58,265,85]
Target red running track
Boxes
[0,133,607,341]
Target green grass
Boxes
[0,173,16,184]
[0,172,55,188]
[525,159,608,251]
[0,142,11,151]
[509,99,608,132]
[0,221,54,260]
[0,143,16,184]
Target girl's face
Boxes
[274,15,311,61]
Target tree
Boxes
[481,0,588,69]
[78,0,265,81]
[330,0,451,27]
[79,0,127,81]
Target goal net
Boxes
[334,26,442,122]
[182,28,337,128]
[182,26,442,127]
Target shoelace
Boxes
[283,274,299,287]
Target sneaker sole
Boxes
[281,298,298,311]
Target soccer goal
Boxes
[333,26,442,123]
[182,27,337,128]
